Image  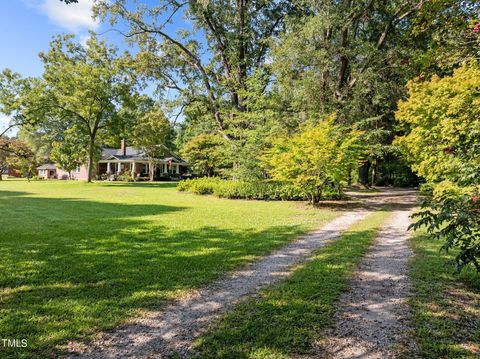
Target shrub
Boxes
[260,116,362,203]
[116,174,134,182]
[177,178,344,201]
[397,64,480,273]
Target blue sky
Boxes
[0,1,197,134]
[0,0,103,133]
[1,0,182,134]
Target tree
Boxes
[29,34,136,182]
[6,139,37,181]
[395,64,480,184]
[271,0,478,186]
[50,128,88,179]
[0,137,11,180]
[94,0,296,143]
[181,134,230,177]
[0,70,44,139]
[131,107,171,181]
[261,116,362,204]
[396,63,480,272]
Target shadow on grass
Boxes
[0,190,308,358]
[97,181,179,189]
[408,233,480,359]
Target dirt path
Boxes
[320,208,415,359]
[68,211,370,359]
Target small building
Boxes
[37,163,86,180]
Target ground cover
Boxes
[0,180,336,358]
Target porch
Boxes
[97,160,187,180]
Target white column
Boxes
[107,162,111,173]
[117,163,121,173]
[131,162,135,178]
[175,164,179,174]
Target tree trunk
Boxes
[358,160,370,186]
[87,137,95,183]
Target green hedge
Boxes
[177,177,344,201]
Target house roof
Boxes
[37,163,58,170]
[100,146,187,164]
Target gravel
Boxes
[67,210,370,359]
[319,206,416,359]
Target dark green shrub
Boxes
[177,178,343,201]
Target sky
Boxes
[0,0,183,134]
[0,0,101,133]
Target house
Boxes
[2,167,22,178]
[98,140,188,180]
[37,140,188,181]
[37,163,86,180]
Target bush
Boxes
[116,174,134,182]
[410,182,480,273]
[177,178,344,201]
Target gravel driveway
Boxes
[67,211,370,358]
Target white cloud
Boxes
[79,34,91,47]
[28,0,99,33]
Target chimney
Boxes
[121,138,126,156]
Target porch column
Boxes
[117,163,121,174]
[164,163,168,173]
[131,162,135,179]
[107,162,111,173]
[175,164,179,174]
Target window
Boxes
[75,166,81,173]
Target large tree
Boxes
[32,34,136,182]
[94,0,296,141]
[272,0,479,185]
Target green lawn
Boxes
[0,180,336,358]
[407,232,480,358]
[193,211,391,359]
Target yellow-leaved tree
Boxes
[261,116,362,204]
[396,63,480,272]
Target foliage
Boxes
[5,139,38,180]
[180,134,231,177]
[0,180,334,357]
[395,64,480,184]
[261,117,362,203]
[397,63,480,272]
[410,184,480,272]
[131,106,171,181]
[1,34,138,182]
[177,177,345,201]
[94,0,295,142]
[50,128,88,177]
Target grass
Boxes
[193,210,391,359]
[0,179,337,358]
[407,232,480,358]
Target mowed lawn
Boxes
[0,180,336,358]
